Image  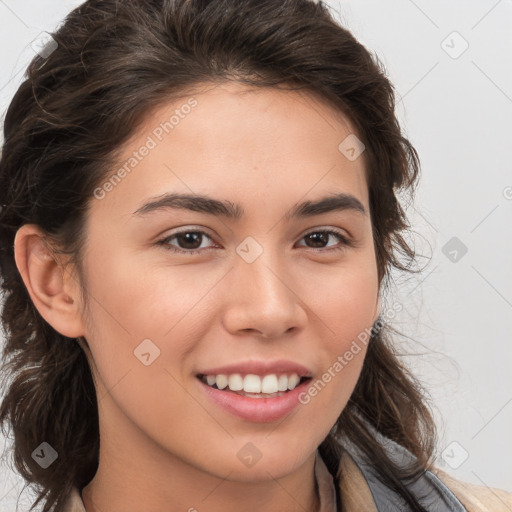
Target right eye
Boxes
[156,229,219,255]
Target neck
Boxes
[82,452,320,512]
[81,396,321,512]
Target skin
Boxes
[14,81,380,512]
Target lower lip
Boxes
[198,378,310,423]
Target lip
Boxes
[196,359,313,378]
[197,376,311,423]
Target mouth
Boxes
[196,373,312,399]
[196,370,313,422]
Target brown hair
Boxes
[0,1,436,511]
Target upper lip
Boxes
[196,359,313,378]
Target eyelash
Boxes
[156,228,354,255]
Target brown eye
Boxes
[157,230,217,255]
[156,228,353,256]
[297,229,352,252]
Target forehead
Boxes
[89,81,369,225]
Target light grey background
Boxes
[1,0,511,509]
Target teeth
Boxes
[216,374,228,389]
[261,375,278,394]
[278,374,288,392]
[287,374,300,390]
[243,374,261,393]
[203,372,304,394]
[228,374,243,391]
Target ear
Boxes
[13,224,86,339]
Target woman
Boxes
[0,1,510,511]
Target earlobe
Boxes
[13,224,85,339]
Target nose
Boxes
[221,250,307,339]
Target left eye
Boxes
[297,229,352,251]
[157,228,353,255]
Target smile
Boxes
[198,372,308,396]
[197,372,312,422]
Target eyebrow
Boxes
[132,192,367,221]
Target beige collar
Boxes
[314,450,338,511]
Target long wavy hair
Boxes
[0,1,437,511]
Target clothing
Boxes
[63,437,512,511]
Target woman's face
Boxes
[75,81,379,481]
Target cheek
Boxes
[297,254,378,413]
[82,245,195,340]
[303,250,379,342]
[79,252,202,439]
[79,248,219,393]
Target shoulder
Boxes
[334,433,512,512]
[431,466,512,512]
